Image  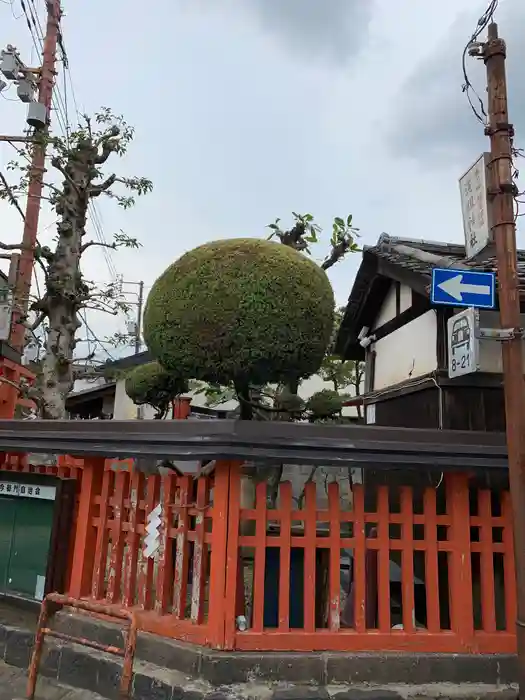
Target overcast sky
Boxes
[0,0,523,361]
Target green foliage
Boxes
[306,389,344,418]
[318,306,362,391]
[267,212,360,269]
[125,361,188,416]
[274,388,305,418]
[190,380,237,407]
[143,238,335,387]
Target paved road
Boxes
[0,661,103,700]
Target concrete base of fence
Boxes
[0,613,519,700]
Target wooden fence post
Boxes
[207,460,233,649]
[68,457,105,599]
[224,461,242,649]
[447,472,474,649]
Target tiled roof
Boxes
[368,234,525,286]
[336,233,525,359]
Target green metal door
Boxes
[0,497,16,593]
[6,498,54,599]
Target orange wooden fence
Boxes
[0,455,517,654]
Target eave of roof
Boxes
[336,233,525,360]
[66,382,116,406]
[103,350,152,371]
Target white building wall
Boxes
[372,283,412,331]
[372,310,438,390]
[373,283,396,329]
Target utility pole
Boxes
[480,22,525,693]
[118,278,144,354]
[135,280,144,355]
[10,0,62,352]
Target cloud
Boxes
[386,0,525,165]
[193,0,375,65]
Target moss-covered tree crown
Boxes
[125,361,188,413]
[143,238,335,387]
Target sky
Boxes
[0,0,523,362]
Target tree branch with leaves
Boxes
[0,108,152,419]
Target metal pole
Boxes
[10,0,61,352]
[135,281,144,355]
[482,22,525,695]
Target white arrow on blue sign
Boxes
[431,267,496,309]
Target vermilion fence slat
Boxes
[155,473,177,614]
[352,484,366,632]
[423,487,440,632]
[400,487,415,633]
[502,490,517,633]
[123,470,143,607]
[252,481,267,632]
[278,482,292,631]
[138,476,160,610]
[328,481,340,631]
[479,489,497,632]
[224,462,242,649]
[91,469,113,599]
[190,478,208,623]
[303,482,317,633]
[106,470,128,603]
[173,476,191,619]
[447,474,474,644]
[377,485,391,632]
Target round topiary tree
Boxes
[125,361,188,419]
[143,238,335,405]
[306,389,344,420]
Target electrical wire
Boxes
[461,0,524,227]
[19,0,117,280]
[82,317,116,361]
[461,0,499,125]
[10,0,129,365]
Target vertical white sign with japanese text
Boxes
[459,153,492,260]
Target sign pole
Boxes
[481,23,525,693]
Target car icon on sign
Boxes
[450,317,470,357]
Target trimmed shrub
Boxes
[125,361,188,410]
[143,238,335,387]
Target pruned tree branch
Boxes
[94,126,120,164]
[321,239,352,270]
[0,241,25,251]
[89,174,117,197]
[29,311,47,332]
[50,157,81,195]
[80,240,117,255]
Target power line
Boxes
[461,0,499,125]
[81,317,116,361]
[17,0,118,281]
[461,0,523,222]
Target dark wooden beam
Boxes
[372,294,431,343]
[436,307,454,370]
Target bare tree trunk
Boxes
[41,304,79,419]
[40,154,89,419]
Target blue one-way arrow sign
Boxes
[431,267,496,309]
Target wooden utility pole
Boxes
[10,0,62,352]
[482,22,525,691]
[135,280,144,355]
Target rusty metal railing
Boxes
[27,593,138,700]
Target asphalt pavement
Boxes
[0,661,104,700]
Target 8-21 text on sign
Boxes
[447,307,480,379]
